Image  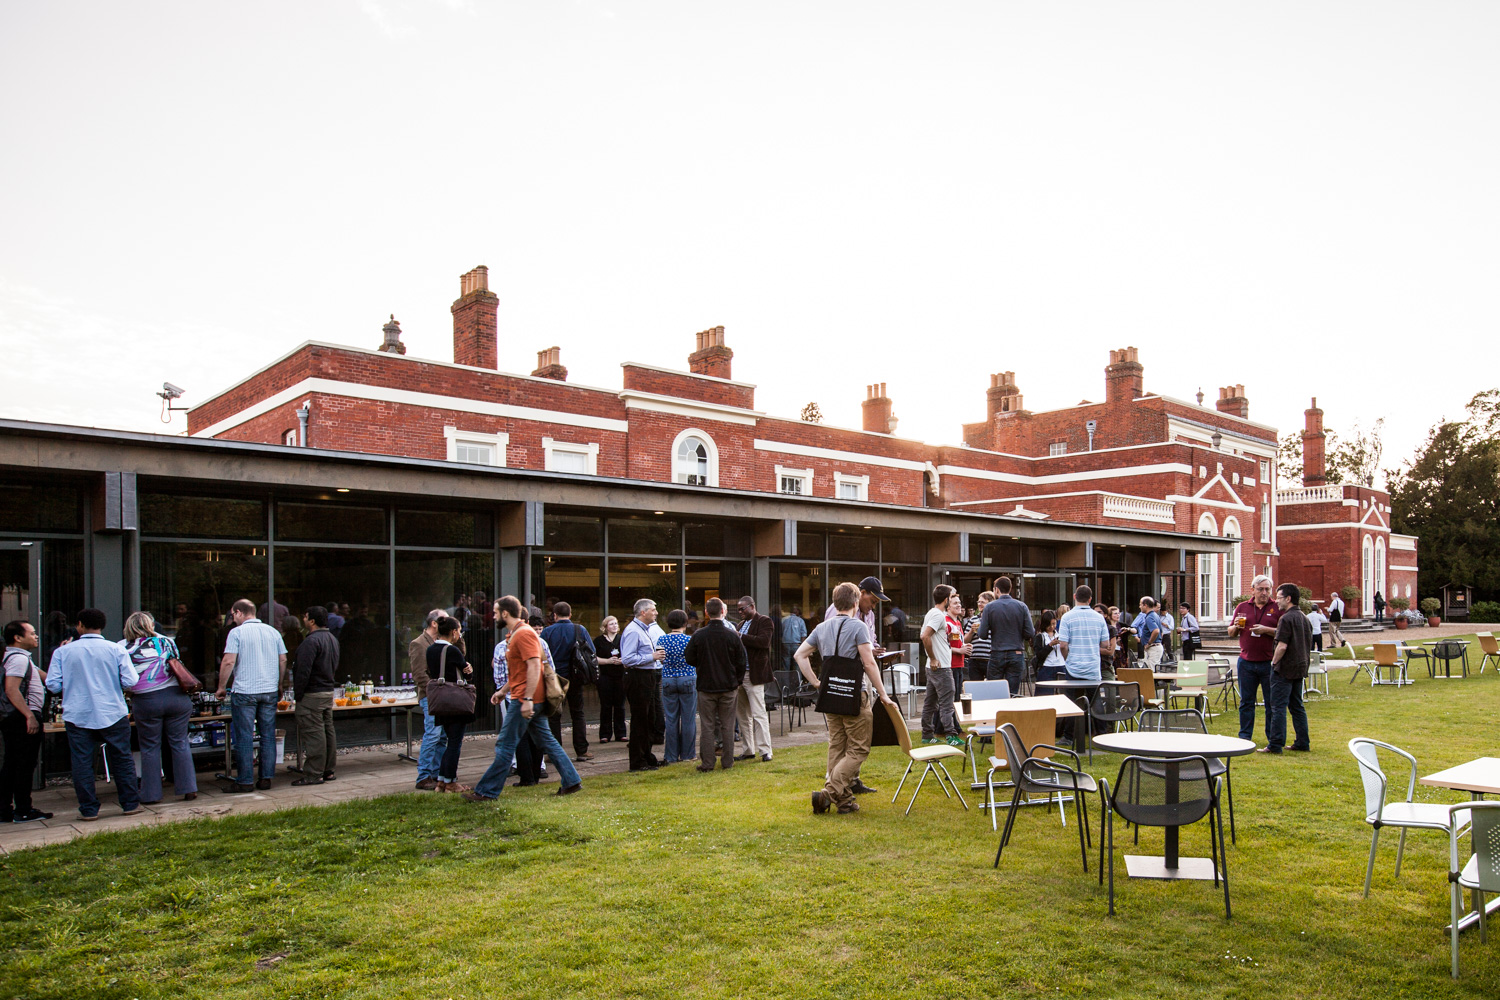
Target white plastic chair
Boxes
[1449,802,1500,977]
[1303,650,1330,696]
[1349,738,1470,896]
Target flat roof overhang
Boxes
[0,419,1235,556]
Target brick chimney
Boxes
[1302,396,1326,487]
[688,326,733,379]
[378,314,406,355]
[986,372,1024,419]
[862,383,898,434]
[451,266,499,369]
[1216,384,1249,419]
[531,346,567,381]
[1104,347,1144,403]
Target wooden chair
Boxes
[981,707,1058,831]
[1478,633,1500,674]
[882,700,969,816]
[1370,643,1407,687]
[1117,667,1160,708]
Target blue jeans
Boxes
[1237,659,1273,742]
[1267,672,1310,751]
[987,650,1025,692]
[64,717,139,817]
[416,696,447,783]
[231,691,278,784]
[661,675,698,763]
[472,700,582,799]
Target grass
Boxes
[2,669,1498,999]
[1321,629,1490,661]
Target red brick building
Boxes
[187,266,1410,622]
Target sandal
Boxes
[291,777,325,786]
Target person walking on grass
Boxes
[2,621,52,823]
[216,598,287,793]
[657,610,697,764]
[290,606,339,786]
[121,611,198,803]
[1228,575,1282,746]
[920,584,963,748]
[1326,591,1345,647]
[734,596,776,762]
[464,597,582,801]
[1263,584,1313,755]
[796,581,897,815]
[45,609,141,821]
[685,598,746,772]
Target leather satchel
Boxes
[426,646,476,717]
[151,636,202,694]
[539,659,569,717]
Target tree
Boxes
[800,402,823,424]
[1276,418,1386,488]
[1388,391,1500,600]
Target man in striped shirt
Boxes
[1057,586,1112,682]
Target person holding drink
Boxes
[1227,575,1282,744]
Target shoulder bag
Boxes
[539,657,569,717]
[156,636,203,694]
[813,619,864,717]
[426,645,477,717]
[572,624,599,684]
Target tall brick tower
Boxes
[1303,397,1326,487]
[1104,347,1144,403]
[452,266,499,370]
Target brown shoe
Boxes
[812,790,831,814]
[837,799,860,814]
[256,778,272,790]
[460,790,492,803]
[415,777,441,791]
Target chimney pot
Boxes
[688,326,734,379]
[1104,346,1144,403]
[451,265,499,369]
[862,383,896,434]
[1215,384,1250,419]
[531,346,567,381]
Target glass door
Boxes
[0,540,40,640]
[0,539,86,669]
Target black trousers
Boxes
[597,666,627,741]
[546,675,589,757]
[625,668,662,769]
[1180,637,1197,661]
[0,712,42,815]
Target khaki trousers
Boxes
[697,689,737,769]
[736,674,773,758]
[295,691,337,776]
[824,693,874,807]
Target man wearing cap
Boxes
[825,576,889,656]
[976,576,1034,694]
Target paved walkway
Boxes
[0,713,839,854]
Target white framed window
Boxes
[672,428,718,487]
[1259,459,1271,483]
[1197,512,1218,620]
[1222,517,1241,605]
[543,437,599,476]
[775,465,813,496]
[444,426,508,467]
[1375,537,1386,606]
[1260,501,1271,543]
[834,472,869,502]
[1048,441,1067,457]
[282,428,298,446]
[1362,535,1375,614]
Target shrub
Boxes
[1387,596,1410,612]
[1341,585,1362,605]
[1469,600,1500,623]
[1419,597,1441,617]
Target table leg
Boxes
[1164,760,1180,868]
[399,707,419,765]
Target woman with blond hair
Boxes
[122,611,197,802]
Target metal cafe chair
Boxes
[992,722,1101,873]
[1101,755,1230,918]
[1432,640,1470,679]
[1348,738,1470,897]
[1078,681,1141,762]
[772,669,816,734]
[1137,708,1237,844]
[981,707,1059,831]
[1447,802,1500,978]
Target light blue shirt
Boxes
[1058,606,1110,682]
[620,618,665,669]
[224,618,287,694]
[45,633,139,730]
[1131,611,1164,647]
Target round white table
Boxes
[1091,731,1256,880]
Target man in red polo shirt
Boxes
[1226,575,1281,745]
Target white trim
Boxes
[620,390,762,426]
[1389,565,1419,572]
[774,464,813,496]
[1360,505,1389,529]
[1390,535,1417,551]
[936,461,1194,486]
[755,439,927,472]
[833,471,870,502]
[542,436,599,475]
[672,428,719,487]
[1165,494,1255,513]
[193,377,630,438]
[619,360,757,389]
[1190,473,1248,507]
[1277,521,1390,533]
[443,425,508,467]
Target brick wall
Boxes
[621,365,755,410]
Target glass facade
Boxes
[770,531,928,657]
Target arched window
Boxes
[1374,538,1386,609]
[1222,517,1241,609]
[1197,512,1218,620]
[672,428,718,487]
[1361,535,1374,615]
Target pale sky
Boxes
[3,2,1496,486]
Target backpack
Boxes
[571,624,599,684]
[0,650,35,717]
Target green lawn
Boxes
[3,669,1498,999]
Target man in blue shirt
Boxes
[619,598,665,771]
[44,608,142,821]
[540,602,593,763]
[215,598,288,793]
[1057,585,1112,682]
[1131,597,1165,669]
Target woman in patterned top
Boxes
[656,609,696,764]
[122,611,197,803]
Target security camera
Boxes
[161,382,185,399]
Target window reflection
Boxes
[531,555,602,633]
[273,547,390,684]
[140,542,268,689]
[607,559,680,620]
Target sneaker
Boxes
[256,778,272,790]
[851,779,877,795]
[921,737,939,745]
[1256,746,1284,755]
[811,790,831,814]
[321,772,336,782]
[555,783,582,796]
[226,782,256,794]
[415,777,441,791]
[460,790,493,803]
[760,753,773,762]
[734,752,756,761]
[945,736,966,748]
[575,753,595,762]
[13,809,51,823]
[79,812,100,822]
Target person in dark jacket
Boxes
[976,576,1035,692]
[427,616,475,792]
[733,596,776,762]
[292,606,340,786]
[685,599,747,772]
[540,602,593,763]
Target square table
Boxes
[1419,757,1500,933]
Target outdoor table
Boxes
[1151,671,1179,704]
[217,698,421,779]
[1419,757,1500,934]
[1421,640,1471,678]
[1033,678,1107,750]
[954,694,1084,793]
[1090,731,1256,881]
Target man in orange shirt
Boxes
[464,596,582,800]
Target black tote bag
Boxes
[813,619,864,717]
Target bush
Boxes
[1470,600,1500,623]
[1387,596,1410,612]
[1419,597,1442,617]
[1341,585,1362,605]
